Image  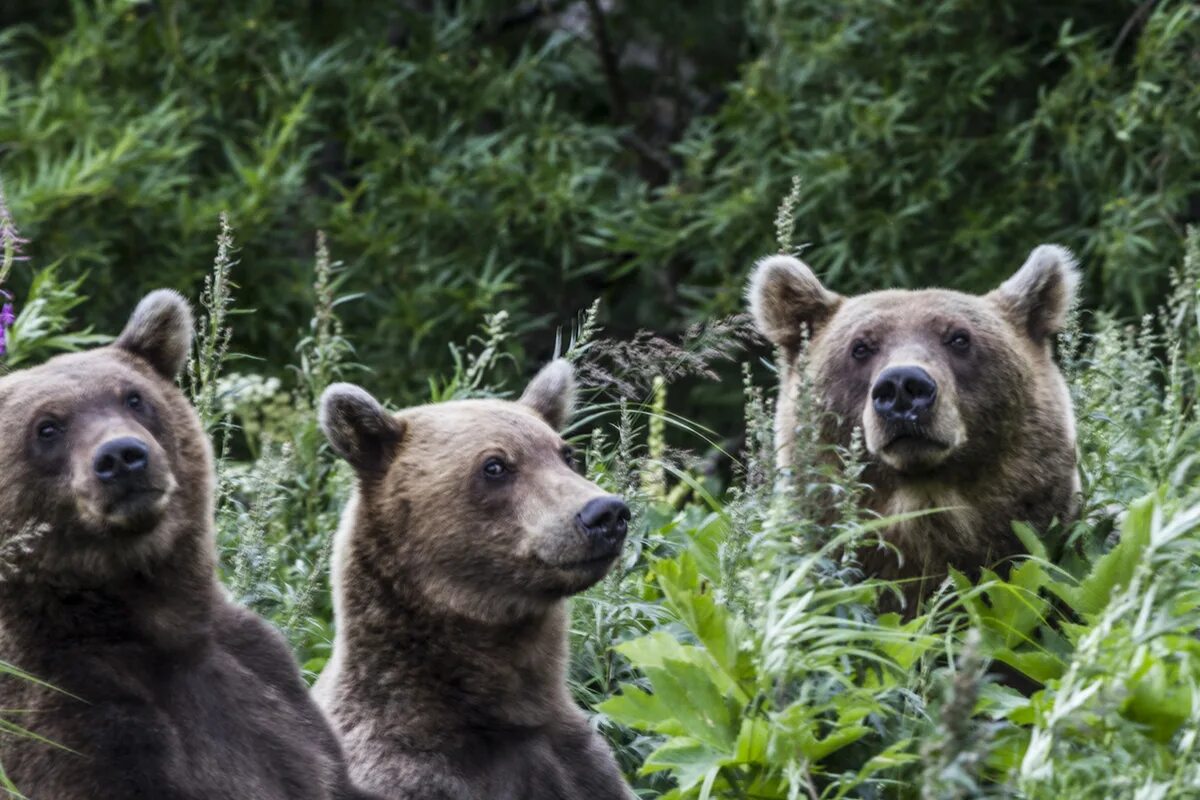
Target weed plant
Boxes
[1,202,1199,797]
[2,1,1198,436]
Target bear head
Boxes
[0,290,210,585]
[748,245,1079,484]
[321,360,629,624]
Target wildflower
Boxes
[0,178,25,360]
[0,290,13,358]
[0,179,28,287]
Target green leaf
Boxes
[612,632,740,751]
[653,553,755,699]
[641,738,724,793]
[770,702,871,764]
[1121,658,1193,743]
[991,648,1065,684]
[597,685,687,738]
[1058,493,1155,615]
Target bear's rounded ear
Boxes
[747,255,842,349]
[519,359,575,431]
[319,383,406,475]
[989,244,1080,344]
[114,289,194,379]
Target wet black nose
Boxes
[872,366,938,423]
[575,496,630,546]
[93,437,151,483]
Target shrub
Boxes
[1,1,1197,434]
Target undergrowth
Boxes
[2,205,1199,798]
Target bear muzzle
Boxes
[871,365,938,426]
[865,364,964,472]
[85,435,174,530]
[539,495,630,578]
[93,436,152,483]
[574,496,630,552]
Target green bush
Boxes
[1,0,1197,428]
[2,196,1200,800]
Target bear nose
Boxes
[872,366,938,422]
[93,437,151,483]
[575,496,630,546]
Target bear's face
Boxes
[811,289,1030,474]
[0,291,206,582]
[749,246,1078,477]
[322,361,629,623]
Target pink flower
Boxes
[0,178,24,359]
[0,293,12,358]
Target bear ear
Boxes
[114,289,194,378]
[519,359,575,431]
[319,383,406,474]
[747,255,842,349]
[989,244,1080,344]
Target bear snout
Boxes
[574,495,630,551]
[93,436,152,484]
[871,365,938,424]
[87,435,172,527]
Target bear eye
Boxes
[562,446,578,471]
[482,457,509,480]
[125,391,144,411]
[947,331,971,352]
[36,420,63,441]
[851,340,873,361]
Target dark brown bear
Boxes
[748,245,1080,606]
[0,291,376,800]
[314,360,633,800]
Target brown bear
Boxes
[313,360,633,800]
[0,291,376,800]
[748,245,1080,606]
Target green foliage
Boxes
[1,1,1197,428]
[1,264,109,367]
[2,209,1199,799]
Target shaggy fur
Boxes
[748,246,1080,607]
[0,291,374,800]
[315,360,633,800]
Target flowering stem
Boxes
[0,179,27,359]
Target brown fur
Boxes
[748,246,1081,607]
[314,361,633,800]
[0,291,374,800]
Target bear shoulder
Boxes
[213,601,312,697]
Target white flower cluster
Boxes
[217,373,284,414]
[215,373,296,442]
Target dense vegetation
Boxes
[2,0,1199,422]
[2,1,1200,798]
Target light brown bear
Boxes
[748,245,1080,606]
[0,291,376,800]
[313,361,633,800]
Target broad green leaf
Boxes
[613,634,740,751]
[1058,493,1154,615]
[641,737,724,793]
[654,553,755,698]
[731,716,771,765]
[875,612,936,670]
[598,685,687,737]
[770,702,871,763]
[1121,658,1193,743]
[991,648,1066,684]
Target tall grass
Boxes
[3,212,1199,799]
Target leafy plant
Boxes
[2,1,1196,432]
